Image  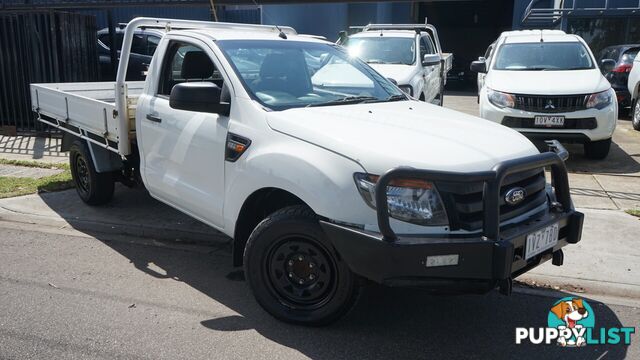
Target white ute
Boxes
[31,18,583,325]
[342,21,452,105]
[471,30,618,160]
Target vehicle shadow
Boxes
[564,141,640,175]
[31,185,631,359]
[85,229,629,360]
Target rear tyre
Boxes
[632,100,640,131]
[584,138,612,160]
[69,140,115,205]
[243,205,359,326]
[434,91,443,106]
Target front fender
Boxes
[222,134,376,237]
[412,77,425,99]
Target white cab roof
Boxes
[499,29,566,38]
[503,33,582,44]
[179,28,329,43]
[350,30,417,39]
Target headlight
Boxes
[586,89,613,110]
[398,85,413,97]
[487,88,515,108]
[354,173,448,226]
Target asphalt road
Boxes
[1,221,638,360]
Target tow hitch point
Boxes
[552,249,564,266]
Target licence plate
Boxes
[525,223,559,260]
[534,115,565,127]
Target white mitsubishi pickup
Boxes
[31,18,583,325]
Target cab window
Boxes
[158,41,223,96]
[420,36,435,62]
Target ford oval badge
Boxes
[505,187,526,206]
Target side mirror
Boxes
[600,59,616,73]
[470,60,487,73]
[387,78,398,85]
[169,82,230,116]
[478,56,486,61]
[422,53,441,66]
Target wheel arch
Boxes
[232,187,308,266]
[65,135,122,173]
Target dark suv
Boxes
[599,44,639,111]
[97,27,163,81]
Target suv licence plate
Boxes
[534,115,565,127]
[525,223,559,260]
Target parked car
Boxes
[628,51,640,130]
[471,30,617,160]
[342,22,452,105]
[31,18,583,325]
[475,30,567,100]
[97,26,164,81]
[598,44,639,111]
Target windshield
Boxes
[494,42,594,71]
[346,37,416,65]
[217,40,405,110]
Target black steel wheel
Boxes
[244,205,359,325]
[69,140,115,205]
[266,237,337,310]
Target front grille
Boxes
[514,94,589,113]
[436,169,547,231]
[502,116,597,130]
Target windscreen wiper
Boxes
[362,94,408,104]
[306,96,379,107]
[386,94,408,102]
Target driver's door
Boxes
[420,36,439,102]
[138,38,229,228]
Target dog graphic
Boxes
[550,298,589,347]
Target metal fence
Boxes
[0,11,99,135]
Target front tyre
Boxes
[584,138,612,160]
[243,206,359,326]
[69,140,115,205]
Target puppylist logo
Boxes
[516,297,636,347]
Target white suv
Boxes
[472,30,617,159]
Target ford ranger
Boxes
[30,18,583,325]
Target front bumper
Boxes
[320,142,584,294]
[321,210,583,293]
[480,93,617,142]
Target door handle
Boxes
[146,114,162,123]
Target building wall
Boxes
[262,2,413,41]
[77,6,212,29]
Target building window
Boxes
[568,17,640,55]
